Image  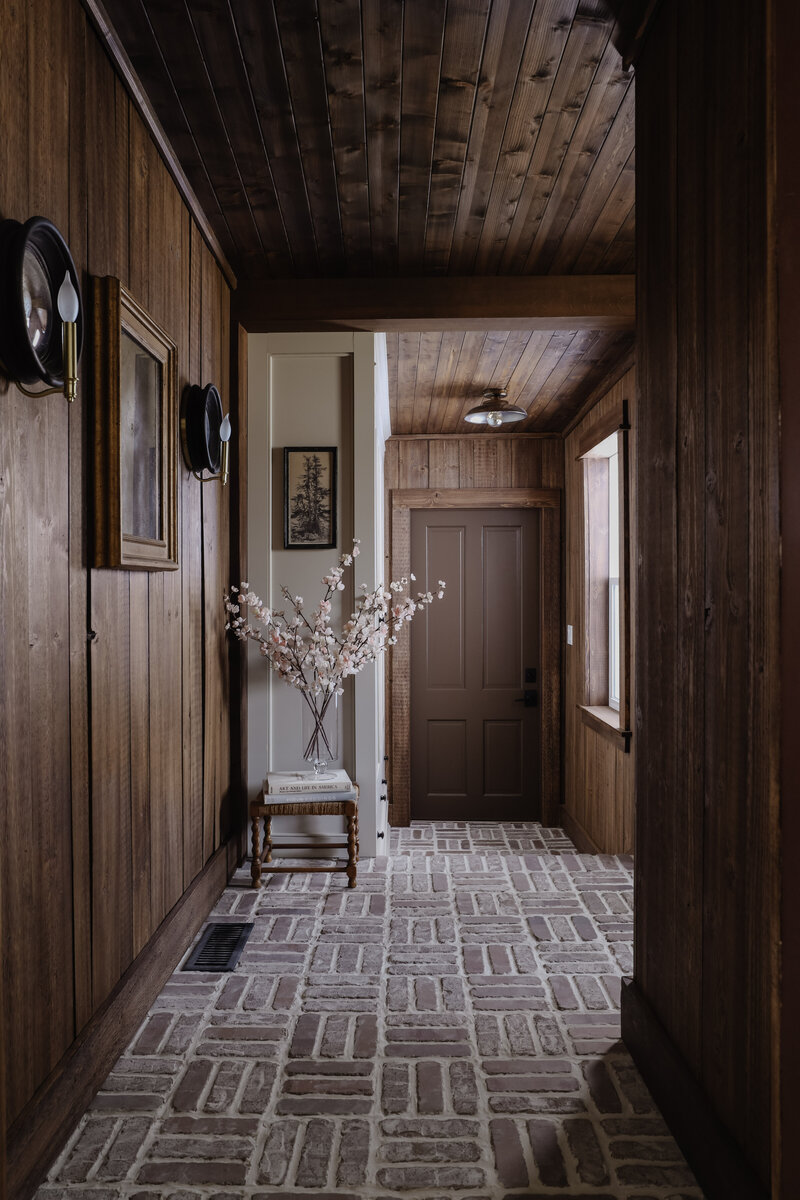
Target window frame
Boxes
[578,412,631,737]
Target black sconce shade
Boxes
[181,383,224,474]
[0,216,84,388]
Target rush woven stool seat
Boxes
[249,782,359,889]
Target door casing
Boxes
[388,486,562,827]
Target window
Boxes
[581,428,626,721]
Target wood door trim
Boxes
[393,487,560,510]
[389,487,562,828]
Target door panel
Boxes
[424,525,465,690]
[410,508,541,820]
[483,525,523,689]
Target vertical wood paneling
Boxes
[1,0,234,1149]
[563,369,635,855]
[632,0,779,1186]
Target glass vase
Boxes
[300,691,338,778]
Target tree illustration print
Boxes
[290,453,331,544]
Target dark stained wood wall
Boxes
[632,0,778,1188]
[563,368,634,855]
[0,0,232,1148]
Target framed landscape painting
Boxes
[284,446,337,549]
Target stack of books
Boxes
[264,769,354,797]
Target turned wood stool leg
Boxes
[346,810,357,888]
[265,814,273,863]
[251,810,262,888]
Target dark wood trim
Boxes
[79,0,237,290]
[562,346,636,436]
[7,840,234,1200]
[621,978,769,1200]
[235,275,635,333]
[561,807,603,855]
[230,324,248,863]
[577,410,626,459]
[388,432,558,441]
[608,0,665,69]
[579,704,631,751]
[388,487,561,827]
[392,487,560,510]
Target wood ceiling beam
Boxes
[234,275,635,333]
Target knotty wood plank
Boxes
[81,0,237,286]
[22,12,74,1091]
[395,332,421,434]
[318,0,371,272]
[398,0,448,273]
[498,9,614,274]
[411,333,444,433]
[363,0,403,274]
[702,0,758,1148]
[67,0,93,1039]
[523,37,633,273]
[423,0,491,273]
[438,332,487,431]
[183,223,206,888]
[396,440,430,489]
[448,0,536,273]
[511,439,544,488]
[572,150,636,273]
[427,331,466,432]
[633,3,684,1073]
[549,83,636,273]
[672,0,705,1081]
[472,0,576,275]
[231,0,319,274]
[274,0,346,273]
[428,439,461,488]
[144,0,273,276]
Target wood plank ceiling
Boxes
[98,0,636,433]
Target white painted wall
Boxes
[246,332,388,858]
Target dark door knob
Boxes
[514,689,538,707]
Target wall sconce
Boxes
[464,386,527,427]
[180,383,232,485]
[0,216,83,401]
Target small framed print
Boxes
[92,276,178,570]
[284,446,337,550]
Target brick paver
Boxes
[37,821,705,1198]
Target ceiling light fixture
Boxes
[463,387,527,428]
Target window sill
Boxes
[579,704,632,752]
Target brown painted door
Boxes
[410,508,541,820]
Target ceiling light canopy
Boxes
[464,387,527,428]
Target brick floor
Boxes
[37,822,706,1199]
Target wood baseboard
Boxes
[7,839,234,1200]
[561,807,604,854]
[620,978,769,1200]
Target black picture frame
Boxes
[284,446,337,550]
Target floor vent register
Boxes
[182,921,253,972]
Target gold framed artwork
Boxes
[92,276,178,570]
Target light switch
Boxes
[566,624,574,646]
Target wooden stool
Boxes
[249,784,359,889]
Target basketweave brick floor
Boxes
[36,822,706,1200]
